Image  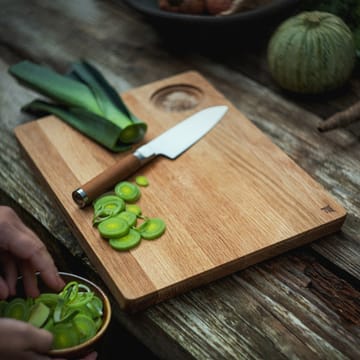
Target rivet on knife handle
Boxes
[72,153,144,208]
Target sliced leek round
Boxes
[98,217,130,238]
[109,229,141,251]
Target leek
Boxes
[8,60,147,152]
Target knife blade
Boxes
[72,105,228,207]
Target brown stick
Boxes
[317,100,360,132]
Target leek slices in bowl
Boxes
[0,272,111,358]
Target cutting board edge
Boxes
[118,214,346,312]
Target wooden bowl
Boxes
[14,272,111,359]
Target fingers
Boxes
[0,206,47,262]
[15,234,65,293]
[0,276,9,299]
[0,206,65,294]
[0,252,18,296]
[20,261,40,298]
[28,247,65,293]
[0,351,54,360]
[0,318,53,353]
[81,351,98,360]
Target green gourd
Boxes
[267,11,356,94]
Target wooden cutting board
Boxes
[15,71,346,312]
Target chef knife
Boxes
[72,105,229,208]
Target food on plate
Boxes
[159,0,205,14]
[159,0,273,15]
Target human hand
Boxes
[0,318,98,360]
[0,206,65,299]
[0,207,99,359]
[0,317,53,359]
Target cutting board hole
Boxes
[151,84,203,112]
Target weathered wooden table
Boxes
[1,1,359,359]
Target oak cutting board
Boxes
[15,71,346,312]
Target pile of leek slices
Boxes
[0,281,104,350]
[93,178,166,251]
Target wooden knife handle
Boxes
[72,153,142,208]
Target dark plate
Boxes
[123,0,301,28]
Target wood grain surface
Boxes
[1,1,359,359]
[15,71,346,311]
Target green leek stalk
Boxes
[8,60,147,152]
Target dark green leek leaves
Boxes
[8,60,147,152]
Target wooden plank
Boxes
[1,1,359,359]
[14,70,346,311]
[1,0,358,280]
